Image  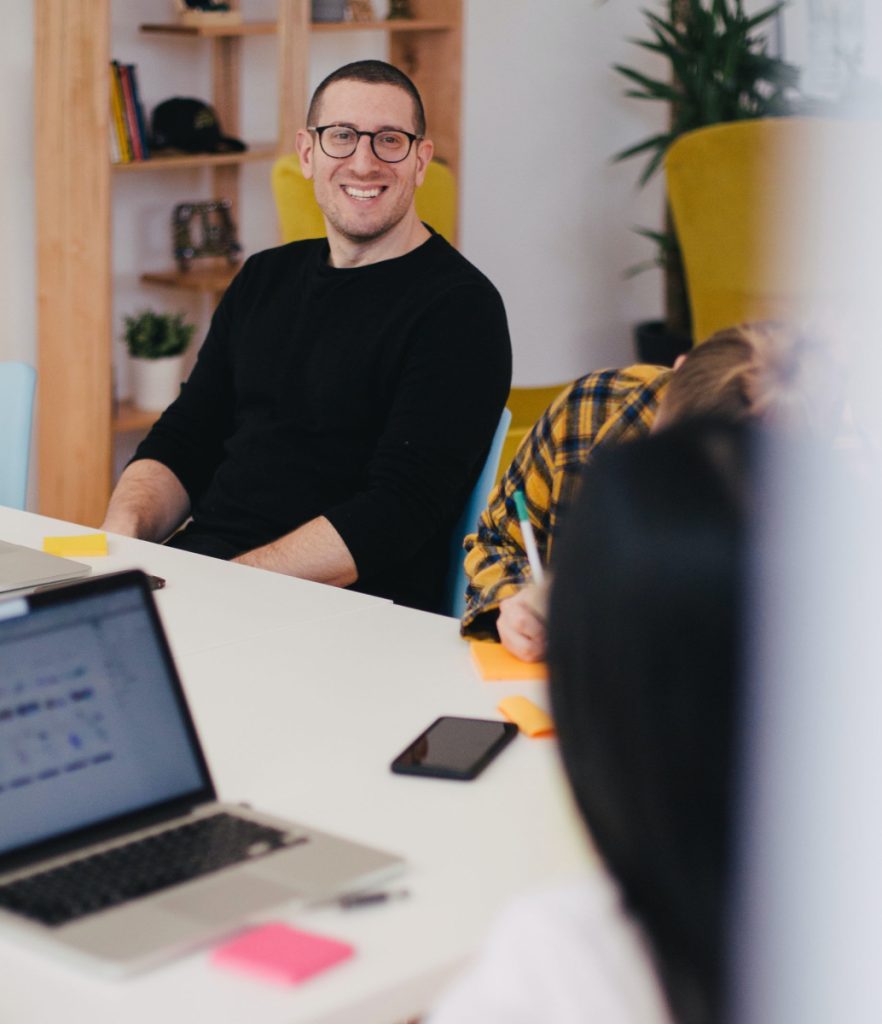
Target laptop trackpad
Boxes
[157,873,298,926]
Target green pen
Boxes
[513,489,545,585]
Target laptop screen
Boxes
[0,574,210,857]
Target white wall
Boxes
[461,0,666,382]
[0,3,35,366]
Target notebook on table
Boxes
[0,570,403,974]
[0,539,91,594]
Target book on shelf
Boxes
[109,61,132,163]
[110,61,151,163]
[127,64,151,160]
[117,63,142,161]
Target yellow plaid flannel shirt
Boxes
[461,365,672,635]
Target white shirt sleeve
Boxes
[427,873,674,1024]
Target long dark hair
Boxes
[547,419,752,1024]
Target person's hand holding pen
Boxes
[498,489,549,662]
[497,583,549,662]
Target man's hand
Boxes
[100,459,190,542]
[497,583,548,663]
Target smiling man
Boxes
[101,61,512,612]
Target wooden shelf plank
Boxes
[113,401,160,435]
[140,21,276,37]
[112,143,278,172]
[141,266,238,293]
[140,19,454,37]
[313,19,455,32]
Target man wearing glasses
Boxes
[102,61,511,612]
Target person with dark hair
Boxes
[463,321,831,657]
[430,420,751,1024]
[101,60,511,613]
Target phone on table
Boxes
[391,716,517,781]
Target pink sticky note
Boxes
[212,923,354,985]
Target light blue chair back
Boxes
[443,407,512,618]
[0,362,37,510]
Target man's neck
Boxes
[326,211,431,269]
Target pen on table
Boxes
[513,489,545,585]
[338,889,410,910]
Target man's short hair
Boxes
[307,60,426,137]
[660,321,841,433]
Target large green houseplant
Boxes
[614,0,799,358]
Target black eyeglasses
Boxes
[309,124,422,163]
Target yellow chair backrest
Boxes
[666,117,871,343]
[271,154,457,244]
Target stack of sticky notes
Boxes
[469,639,547,682]
[212,923,354,985]
[497,695,556,738]
[42,533,108,557]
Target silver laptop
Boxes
[0,570,403,974]
[0,539,91,594]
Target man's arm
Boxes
[100,459,191,542]
[232,515,357,587]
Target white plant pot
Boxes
[129,355,184,412]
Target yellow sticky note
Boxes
[498,696,556,738]
[469,640,547,682]
[43,533,108,558]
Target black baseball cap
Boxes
[151,97,246,154]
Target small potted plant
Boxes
[124,309,195,411]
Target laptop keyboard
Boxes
[0,812,301,927]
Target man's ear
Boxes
[413,137,434,188]
[672,353,689,372]
[295,128,315,180]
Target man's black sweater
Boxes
[133,232,512,612]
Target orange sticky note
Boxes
[469,640,547,682]
[212,923,354,985]
[498,695,556,738]
[42,533,108,557]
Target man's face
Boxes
[296,80,432,246]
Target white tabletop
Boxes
[0,508,590,1024]
[0,507,383,657]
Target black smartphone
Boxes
[391,716,518,781]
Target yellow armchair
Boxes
[271,154,457,244]
[665,118,874,344]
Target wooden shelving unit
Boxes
[35,0,463,526]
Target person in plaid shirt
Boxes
[462,322,827,658]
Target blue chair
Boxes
[443,408,512,618]
[0,362,37,510]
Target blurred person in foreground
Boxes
[462,320,837,660]
[430,419,753,1024]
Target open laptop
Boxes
[0,570,403,974]
[0,539,91,594]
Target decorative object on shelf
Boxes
[312,0,347,22]
[347,0,374,21]
[151,97,246,155]
[172,200,242,273]
[123,310,195,412]
[174,0,242,26]
[387,0,412,18]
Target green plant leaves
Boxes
[614,0,800,185]
[123,310,196,360]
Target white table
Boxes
[0,508,383,658]
[0,508,590,1024]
